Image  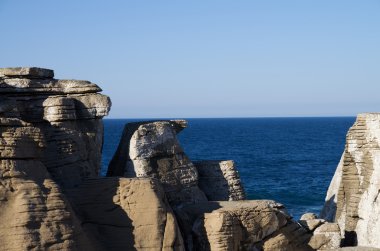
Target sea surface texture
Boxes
[102,118,354,219]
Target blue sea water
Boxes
[102,117,355,219]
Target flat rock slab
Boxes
[0,67,54,79]
[0,78,101,94]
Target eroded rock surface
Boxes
[68,177,185,251]
[194,160,246,201]
[321,113,380,248]
[0,67,110,250]
[107,120,208,205]
[175,200,313,251]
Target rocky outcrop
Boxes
[0,67,111,189]
[0,159,96,251]
[107,120,208,205]
[299,213,341,250]
[0,67,111,250]
[68,177,184,251]
[175,200,313,251]
[107,119,323,251]
[194,160,246,201]
[3,67,379,251]
[321,113,380,248]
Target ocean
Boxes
[102,117,355,219]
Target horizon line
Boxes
[104,115,358,120]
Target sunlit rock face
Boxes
[0,67,111,250]
[107,120,209,205]
[321,113,380,248]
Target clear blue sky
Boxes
[1,1,379,118]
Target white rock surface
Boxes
[107,120,208,205]
[321,113,380,247]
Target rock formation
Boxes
[0,67,186,251]
[68,177,184,250]
[321,113,380,248]
[0,67,112,250]
[107,120,208,205]
[107,119,341,250]
[194,160,246,201]
[2,67,379,250]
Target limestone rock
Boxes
[175,200,313,251]
[194,160,246,201]
[68,177,185,251]
[320,113,380,247]
[0,78,102,94]
[0,68,111,189]
[308,223,341,250]
[0,159,97,251]
[0,67,54,79]
[107,120,207,205]
[0,67,111,250]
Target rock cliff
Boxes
[321,113,380,248]
[0,67,111,250]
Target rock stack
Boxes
[0,67,111,250]
[321,113,380,248]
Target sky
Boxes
[1,0,379,118]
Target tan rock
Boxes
[308,223,341,250]
[175,200,313,251]
[68,177,185,251]
[194,160,246,201]
[0,159,97,251]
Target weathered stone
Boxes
[68,177,185,251]
[299,219,325,232]
[321,113,380,248]
[194,160,246,201]
[174,200,313,251]
[0,78,101,94]
[107,120,207,205]
[0,67,54,79]
[301,213,318,221]
[308,223,341,250]
[260,222,313,251]
[0,159,97,251]
[0,68,111,250]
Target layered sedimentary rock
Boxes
[107,120,208,205]
[321,113,380,248]
[299,213,341,250]
[68,177,184,251]
[194,160,246,201]
[0,67,111,189]
[175,200,313,251]
[0,159,96,251]
[108,119,330,250]
[0,67,110,250]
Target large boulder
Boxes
[174,200,314,251]
[320,113,380,247]
[107,120,208,205]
